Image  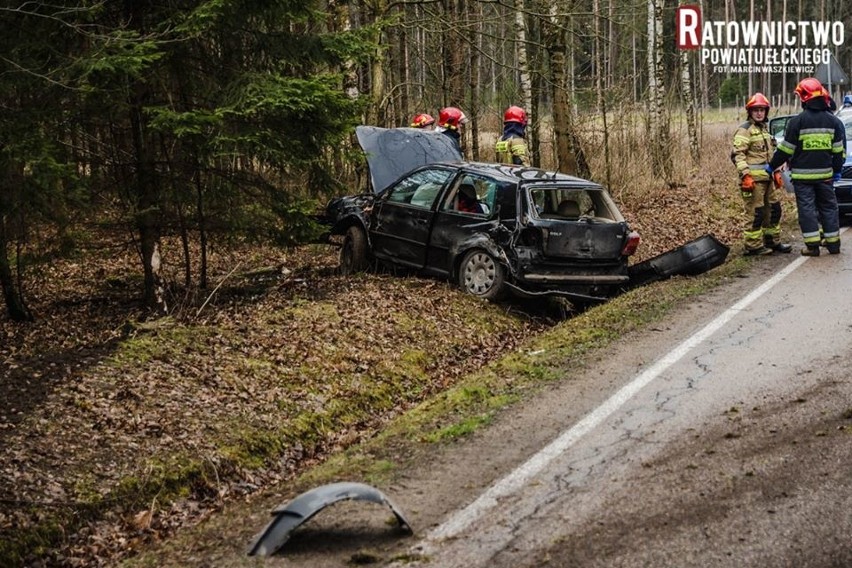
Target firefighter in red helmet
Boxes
[769,78,845,256]
[495,106,530,166]
[436,106,466,154]
[410,113,435,130]
[731,92,792,255]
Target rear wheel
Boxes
[459,250,505,300]
[340,226,367,275]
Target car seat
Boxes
[457,183,480,212]
[556,199,580,217]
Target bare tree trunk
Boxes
[594,0,611,187]
[443,0,465,104]
[194,165,208,290]
[679,0,700,166]
[397,4,410,124]
[782,0,788,110]
[514,0,535,163]
[129,98,168,315]
[0,213,33,322]
[681,46,700,166]
[124,0,167,315]
[748,0,754,95]
[647,0,671,180]
[699,0,709,109]
[469,1,482,160]
[368,0,388,125]
[544,3,588,177]
[339,1,360,101]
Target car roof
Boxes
[427,161,604,188]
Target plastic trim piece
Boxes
[626,233,730,289]
[247,481,413,557]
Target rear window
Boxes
[527,186,622,222]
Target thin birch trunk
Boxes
[647,0,671,180]
[681,47,700,165]
[514,0,535,164]
[594,0,611,187]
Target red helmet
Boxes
[410,113,435,128]
[504,105,527,125]
[438,107,465,130]
[795,78,826,103]
[745,92,770,111]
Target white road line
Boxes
[426,251,815,543]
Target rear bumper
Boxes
[508,264,629,302]
[627,234,730,289]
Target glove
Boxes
[740,173,755,190]
[764,165,774,177]
[832,172,842,182]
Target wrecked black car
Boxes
[323,126,640,303]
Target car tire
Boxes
[340,226,368,275]
[459,250,505,300]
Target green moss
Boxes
[423,413,494,443]
[0,516,68,567]
[287,301,342,324]
[108,324,211,367]
[219,427,287,469]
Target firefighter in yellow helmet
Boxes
[495,106,530,166]
[731,92,792,255]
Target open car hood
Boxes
[356,126,463,194]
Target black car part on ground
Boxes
[625,234,730,290]
[247,482,412,557]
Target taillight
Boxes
[621,231,640,256]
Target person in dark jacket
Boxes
[769,78,846,256]
[436,107,467,156]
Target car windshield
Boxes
[844,117,852,141]
[769,118,788,138]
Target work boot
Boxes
[801,245,820,257]
[744,246,773,256]
[769,243,793,253]
[827,243,841,254]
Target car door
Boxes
[369,167,454,269]
[426,174,504,275]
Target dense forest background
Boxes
[2,0,850,322]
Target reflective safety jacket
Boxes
[731,119,773,181]
[495,135,530,167]
[769,104,846,181]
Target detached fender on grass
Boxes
[247,481,413,557]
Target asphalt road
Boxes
[142,235,852,567]
[389,234,852,568]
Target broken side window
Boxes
[386,168,453,208]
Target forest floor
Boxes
[0,127,785,567]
